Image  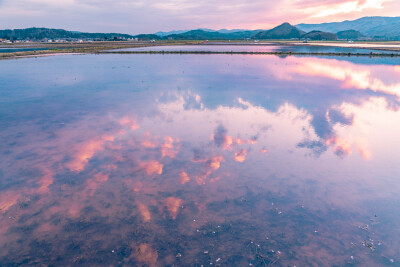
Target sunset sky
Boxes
[0,0,399,34]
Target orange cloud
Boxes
[0,190,20,214]
[248,138,258,145]
[67,201,81,218]
[208,155,225,170]
[292,59,400,99]
[194,156,225,185]
[36,170,54,194]
[163,197,183,219]
[141,132,158,148]
[234,149,248,162]
[212,125,233,150]
[358,146,372,160]
[66,135,115,172]
[138,204,151,222]
[142,161,163,175]
[120,117,139,130]
[260,148,268,154]
[356,141,372,160]
[161,136,180,158]
[85,173,109,196]
[326,137,352,157]
[234,138,247,145]
[179,171,190,185]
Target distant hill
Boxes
[4,16,400,41]
[155,28,216,36]
[296,16,400,39]
[155,28,252,36]
[254,23,305,39]
[336,30,365,40]
[166,29,261,40]
[217,29,251,34]
[0,27,134,40]
[302,31,337,41]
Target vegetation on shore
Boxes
[1,40,400,61]
[2,17,400,43]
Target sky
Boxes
[0,0,399,34]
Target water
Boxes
[0,47,50,53]
[113,44,400,54]
[0,54,400,266]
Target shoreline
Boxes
[1,41,400,60]
[97,50,400,57]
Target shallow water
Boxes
[113,44,400,54]
[0,47,50,53]
[1,54,400,266]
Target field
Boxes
[1,40,400,60]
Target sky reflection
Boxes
[0,54,400,265]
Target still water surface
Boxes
[114,44,400,54]
[0,47,50,53]
[0,54,400,266]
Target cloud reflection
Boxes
[234,149,248,162]
[2,55,400,265]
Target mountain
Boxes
[0,27,134,40]
[217,29,250,34]
[336,30,365,40]
[155,28,256,37]
[155,30,189,36]
[166,29,261,40]
[296,16,400,39]
[133,34,162,40]
[4,17,400,41]
[155,28,216,36]
[254,23,305,39]
[302,31,337,40]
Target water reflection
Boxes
[0,54,400,265]
[112,44,400,54]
